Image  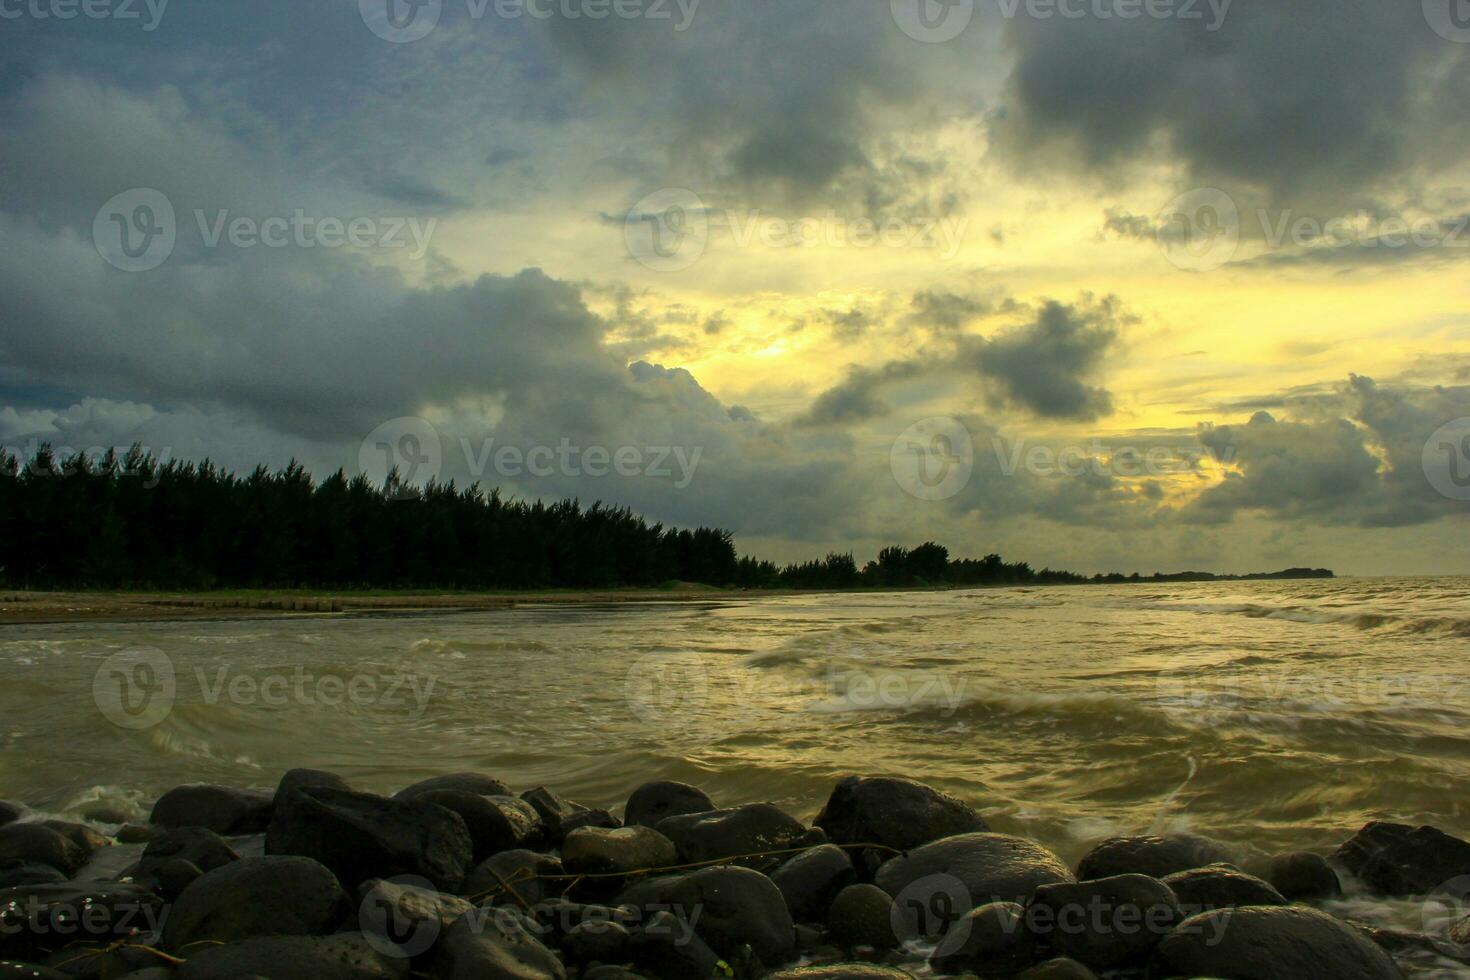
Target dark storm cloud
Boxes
[961,298,1124,421]
[996,0,1469,203]
[793,360,927,428]
[908,290,992,331]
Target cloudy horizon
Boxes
[3,0,1470,576]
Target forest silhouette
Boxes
[0,448,1329,590]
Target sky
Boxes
[1,0,1469,576]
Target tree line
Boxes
[0,448,1327,590]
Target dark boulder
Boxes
[771,844,857,924]
[654,803,814,865]
[0,824,85,876]
[623,781,714,829]
[38,820,108,855]
[874,833,1074,908]
[0,803,23,828]
[430,908,566,979]
[150,784,274,835]
[814,776,987,854]
[162,855,347,952]
[462,850,564,907]
[1017,959,1098,979]
[265,786,473,893]
[765,968,916,979]
[560,919,633,966]
[0,883,165,962]
[930,901,1036,975]
[1152,905,1405,980]
[827,883,897,950]
[394,773,510,801]
[629,909,721,979]
[139,857,203,901]
[0,861,66,888]
[0,962,68,979]
[136,826,240,878]
[413,791,542,863]
[618,865,796,964]
[1027,873,1181,970]
[556,808,620,839]
[1334,822,1470,896]
[561,825,676,877]
[177,933,409,980]
[358,876,473,961]
[1266,851,1342,901]
[273,768,350,805]
[1161,863,1287,914]
[1075,833,1235,881]
[80,802,134,825]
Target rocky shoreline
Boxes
[1,773,1468,979]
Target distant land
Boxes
[0,447,1330,594]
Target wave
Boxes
[1160,602,1470,638]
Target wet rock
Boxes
[765,968,916,979]
[137,827,240,879]
[462,850,563,906]
[162,855,346,952]
[519,787,582,843]
[358,877,473,961]
[1017,959,1098,979]
[530,899,632,946]
[618,865,796,964]
[150,785,274,835]
[557,809,620,839]
[177,933,408,980]
[1075,833,1236,881]
[562,825,677,877]
[560,919,633,965]
[814,776,988,854]
[0,861,66,889]
[874,833,1074,908]
[141,857,203,901]
[1152,905,1404,980]
[1028,873,1181,970]
[394,773,510,801]
[1334,822,1470,896]
[80,803,133,825]
[623,782,714,829]
[0,883,165,962]
[116,824,156,844]
[1161,863,1286,913]
[273,768,350,805]
[629,909,721,979]
[39,820,108,855]
[265,786,473,893]
[0,805,22,829]
[413,791,542,864]
[0,824,85,876]
[654,803,814,865]
[430,908,566,980]
[1266,851,1342,901]
[771,844,857,924]
[0,963,69,980]
[827,883,896,950]
[1451,915,1470,945]
[929,901,1035,975]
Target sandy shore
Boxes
[0,584,786,626]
